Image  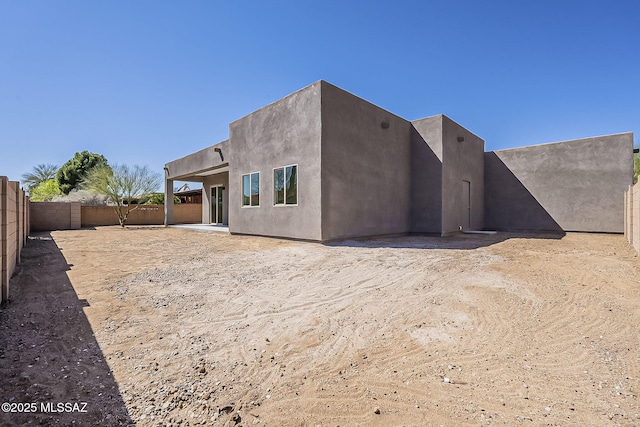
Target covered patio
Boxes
[164,141,229,227]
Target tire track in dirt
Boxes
[29,228,640,426]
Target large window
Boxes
[242,172,260,207]
[274,165,297,205]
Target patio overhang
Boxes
[164,140,230,226]
[164,140,229,182]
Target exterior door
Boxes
[462,180,471,230]
[210,186,224,224]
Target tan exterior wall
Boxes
[174,203,203,224]
[81,204,202,227]
[31,202,202,229]
[624,183,640,255]
[1,176,29,302]
[30,202,81,232]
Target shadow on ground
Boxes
[0,233,132,426]
[326,231,566,250]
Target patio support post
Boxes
[165,176,174,226]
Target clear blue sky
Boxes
[1,0,638,187]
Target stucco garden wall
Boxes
[485,133,634,233]
[1,176,29,302]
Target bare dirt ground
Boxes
[1,226,639,426]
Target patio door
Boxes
[210,186,224,224]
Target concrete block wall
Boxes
[30,202,81,232]
[31,203,202,229]
[625,183,640,255]
[81,204,202,227]
[81,205,135,226]
[174,204,203,224]
[635,184,640,254]
[1,176,29,303]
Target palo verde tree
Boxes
[21,163,58,192]
[29,179,62,202]
[57,151,109,195]
[140,193,180,205]
[83,164,161,227]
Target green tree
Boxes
[21,163,58,192]
[634,152,639,185]
[29,179,62,202]
[83,164,161,227]
[140,193,180,205]
[57,151,109,195]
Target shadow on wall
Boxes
[484,152,564,233]
[326,231,565,250]
[0,233,132,426]
[409,126,442,233]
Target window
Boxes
[242,172,260,206]
[274,165,297,205]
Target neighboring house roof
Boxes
[174,188,202,197]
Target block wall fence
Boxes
[30,202,81,232]
[1,177,29,303]
[625,182,640,256]
[30,202,202,230]
[81,204,201,227]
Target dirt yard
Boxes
[0,226,639,426]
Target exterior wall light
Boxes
[457,136,465,142]
[381,121,390,129]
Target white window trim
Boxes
[241,171,260,208]
[273,164,298,207]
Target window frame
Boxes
[241,171,260,207]
[273,164,298,206]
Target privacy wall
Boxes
[485,133,634,233]
[30,202,81,232]
[625,182,640,255]
[81,204,201,227]
[1,176,29,303]
[30,202,201,230]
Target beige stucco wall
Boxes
[1,176,29,302]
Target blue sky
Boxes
[1,0,638,188]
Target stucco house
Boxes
[164,80,634,241]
